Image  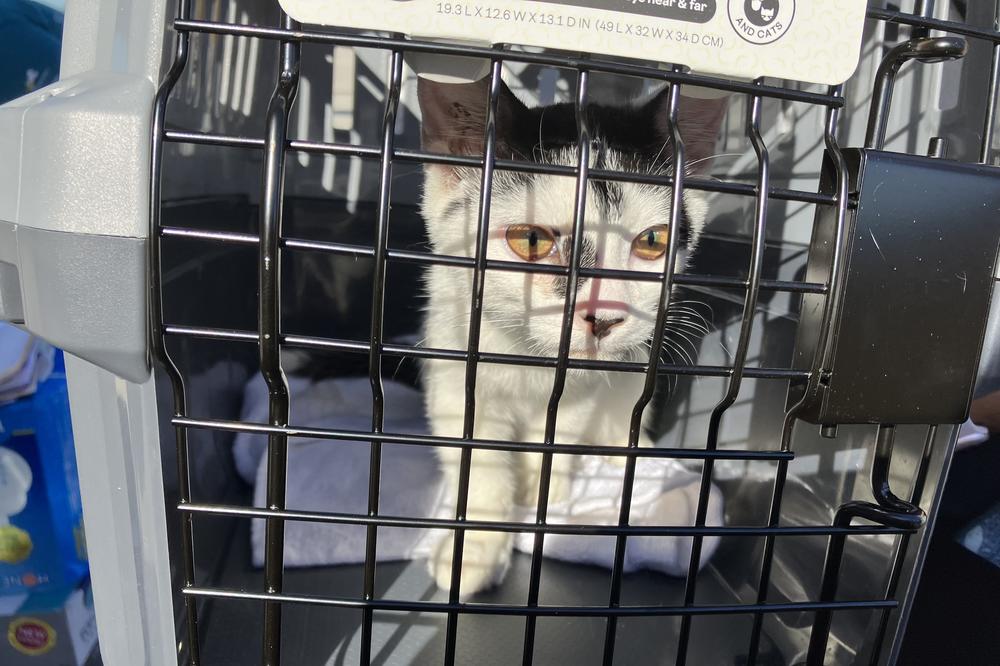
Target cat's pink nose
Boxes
[583,314,625,340]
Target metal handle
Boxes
[865,36,967,150]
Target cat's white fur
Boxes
[422,146,710,596]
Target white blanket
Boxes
[233,375,724,576]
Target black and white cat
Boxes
[417,74,727,595]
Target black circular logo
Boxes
[729,0,795,45]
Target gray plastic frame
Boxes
[0,2,178,663]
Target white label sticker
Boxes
[279,0,868,85]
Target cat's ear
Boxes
[648,86,729,174]
[417,74,527,158]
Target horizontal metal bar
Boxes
[184,586,895,617]
[166,325,258,342]
[685,178,835,207]
[162,129,838,207]
[162,324,810,380]
[868,7,1000,43]
[160,226,260,245]
[159,226,827,294]
[172,415,794,460]
[170,20,844,107]
[180,503,911,538]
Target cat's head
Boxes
[417,74,727,361]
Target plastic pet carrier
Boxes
[2,1,1000,664]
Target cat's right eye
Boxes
[505,224,557,261]
[631,225,670,261]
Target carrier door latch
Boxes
[790,37,1000,428]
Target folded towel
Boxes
[234,375,724,577]
[509,455,723,575]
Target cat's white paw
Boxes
[429,531,512,597]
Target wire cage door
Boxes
[146,1,1000,665]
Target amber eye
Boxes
[631,225,670,260]
[505,224,557,261]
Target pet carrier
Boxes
[1,1,999,664]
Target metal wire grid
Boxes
[146,2,1000,665]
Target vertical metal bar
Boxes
[807,513,856,665]
[908,0,936,50]
[866,37,967,151]
[746,85,849,666]
[259,12,300,666]
[980,3,1000,164]
[807,425,925,665]
[865,62,901,151]
[868,424,937,665]
[744,405,795,666]
[809,425,897,666]
[811,91,853,391]
[442,58,504,666]
[911,0,935,38]
[602,71,685,666]
[360,49,405,666]
[913,0,936,21]
[522,68,592,666]
[675,79,769,666]
[149,1,200,663]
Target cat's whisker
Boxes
[680,345,697,365]
[660,346,679,395]
[664,329,698,364]
[667,309,712,335]
[666,312,710,328]
[669,303,713,320]
[665,340,693,368]
[684,152,744,170]
[647,138,672,175]
[673,325,702,352]
[668,321,711,338]
[666,306,706,317]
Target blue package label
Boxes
[0,355,87,596]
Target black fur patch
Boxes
[497,95,677,227]
[552,236,597,297]
[510,95,675,174]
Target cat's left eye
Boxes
[506,224,557,261]
[631,225,670,260]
